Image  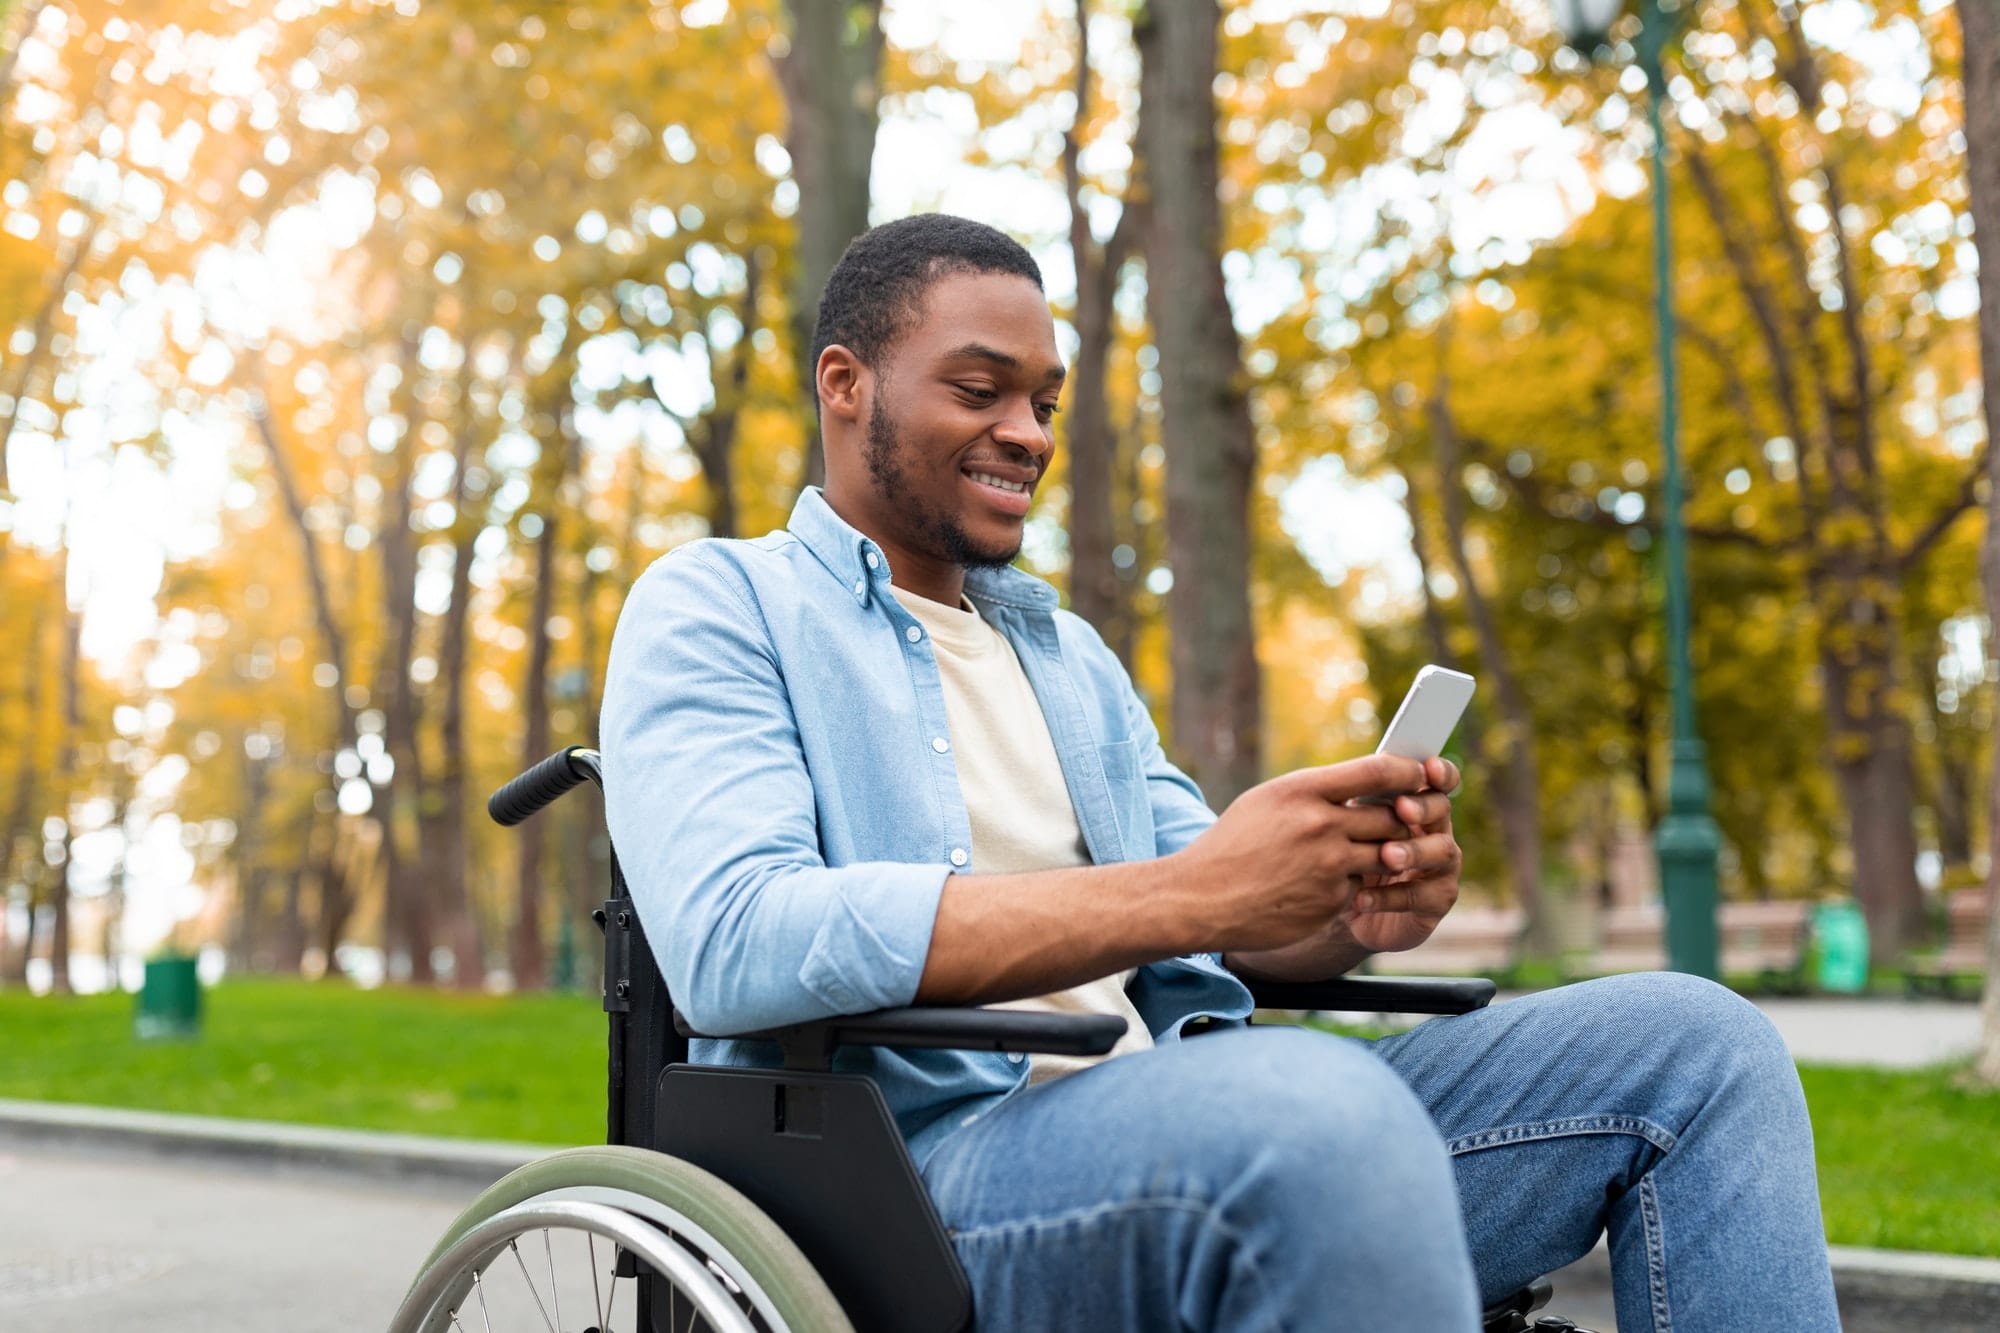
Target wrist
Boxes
[1141,849,1223,957]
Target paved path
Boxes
[3,1115,1996,1332]
[1747,995,1983,1068]
[1325,990,1986,1069]
[0,1134,467,1332]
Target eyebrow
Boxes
[942,341,1066,385]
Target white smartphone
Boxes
[1355,665,1476,803]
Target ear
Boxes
[816,345,867,425]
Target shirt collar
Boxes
[785,484,1061,615]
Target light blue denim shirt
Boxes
[600,485,1254,1165]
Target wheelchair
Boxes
[387,747,1597,1333]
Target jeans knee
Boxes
[1190,1027,1455,1205]
[1593,971,1797,1089]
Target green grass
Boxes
[0,977,605,1144]
[4,979,1997,1256]
[1800,1063,2000,1257]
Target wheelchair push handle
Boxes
[488,746,603,826]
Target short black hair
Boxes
[809,214,1044,382]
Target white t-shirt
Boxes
[889,581,1155,1084]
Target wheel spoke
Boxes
[544,1230,563,1332]
[508,1239,560,1333]
[605,1271,622,1333]
[473,1269,492,1333]
[588,1233,607,1331]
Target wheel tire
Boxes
[410,1144,854,1333]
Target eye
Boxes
[954,384,998,404]
[1034,401,1060,422]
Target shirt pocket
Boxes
[1095,738,1155,863]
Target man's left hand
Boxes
[1345,755,1462,956]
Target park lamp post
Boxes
[1548,0,1722,979]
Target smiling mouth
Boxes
[964,470,1031,494]
[961,469,1035,516]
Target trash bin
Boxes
[1810,900,1870,994]
[136,954,202,1040]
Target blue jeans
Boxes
[919,973,1839,1331]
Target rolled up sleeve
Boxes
[599,548,950,1035]
[1113,653,1219,860]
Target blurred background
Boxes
[2,0,1989,993]
[1,0,1997,1266]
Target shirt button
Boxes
[1006,1051,1025,1064]
[866,552,879,569]
[906,625,922,643]
[853,579,864,596]
[931,736,949,753]
[949,847,968,867]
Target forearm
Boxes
[915,853,1215,1005]
[1223,930,1373,984]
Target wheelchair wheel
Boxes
[388,1145,854,1333]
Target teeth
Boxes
[968,472,1028,493]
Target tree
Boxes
[777,0,882,489]
[1137,0,1263,810]
[1062,1,1143,668]
[1956,0,2000,1084]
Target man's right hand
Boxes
[1169,754,1433,954]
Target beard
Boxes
[865,387,1020,570]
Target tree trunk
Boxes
[1428,392,1552,958]
[1062,3,1140,665]
[274,810,313,975]
[375,325,434,981]
[312,813,360,975]
[684,255,760,540]
[511,400,579,991]
[0,592,45,986]
[245,365,365,968]
[1136,1,1262,810]
[46,554,79,995]
[776,0,882,490]
[431,412,485,990]
[1955,0,2000,1084]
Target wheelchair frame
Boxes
[419,745,1584,1333]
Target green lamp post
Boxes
[1549,0,1722,978]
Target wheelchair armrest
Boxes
[1243,974,1496,1015]
[675,1005,1126,1069]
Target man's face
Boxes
[854,271,1064,571]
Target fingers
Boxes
[1390,791,1453,830]
[1356,873,1458,915]
[1302,753,1428,805]
[1337,801,1424,842]
[1424,756,1461,795]
[1375,830,1459,876]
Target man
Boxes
[601,215,1838,1331]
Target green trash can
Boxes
[1810,900,1870,994]
[136,955,202,1040]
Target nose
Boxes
[991,397,1053,466]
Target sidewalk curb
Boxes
[0,1098,547,1187]
[5,1098,1998,1307]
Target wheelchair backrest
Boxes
[599,845,689,1151]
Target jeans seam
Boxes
[1640,1172,1673,1333]
[947,1196,1289,1333]
[1444,1114,1678,1157]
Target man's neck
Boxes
[821,481,966,605]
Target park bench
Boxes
[1580,899,1811,991]
[1587,903,1666,975]
[1369,904,1523,978]
[1906,887,1991,1000]
[1717,899,1812,993]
